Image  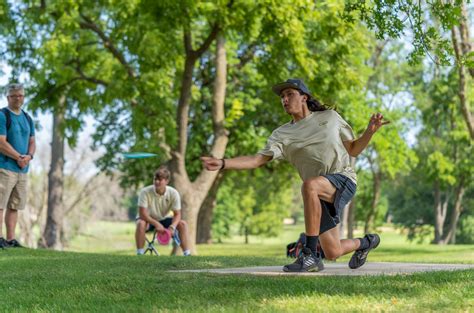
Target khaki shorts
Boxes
[0,168,28,211]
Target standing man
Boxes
[0,84,35,248]
[135,165,191,256]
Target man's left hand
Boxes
[17,155,30,169]
[367,113,390,134]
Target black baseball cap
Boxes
[272,78,313,98]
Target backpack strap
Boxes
[21,109,33,129]
[1,107,11,131]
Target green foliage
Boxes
[3,0,377,190]
[406,224,436,244]
[457,216,474,244]
[343,0,464,65]
[353,170,388,227]
[212,166,295,242]
[413,67,473,188]
[426,151,456,185]
[387,173,434,226]
[386,60,473,243]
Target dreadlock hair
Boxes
[297,90,326,111]
[307,98,326,112]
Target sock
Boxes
[358,237,370,250]
[136,248,145,255]
[305,235,319,254]
[183,249,191,256]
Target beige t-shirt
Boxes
[258,110,357,183]
[137,185,181,220]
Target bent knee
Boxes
[301,177,325,195]
[136,219,147,229]
[178,220,187,227]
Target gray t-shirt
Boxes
[258,110,357,183]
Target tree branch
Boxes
[194,23,220,57]
[79,13,137,80]
[69,59,109,86]
[64,173,100,217]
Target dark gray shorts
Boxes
[319,174,356,234]
[136,217,173,233]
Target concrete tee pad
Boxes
[172,262,474,276]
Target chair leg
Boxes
[144,231,160,256]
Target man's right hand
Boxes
[200,156,223,171]
[155,223,166,234]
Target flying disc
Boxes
[156,229,171,245]
[122,152,158,159]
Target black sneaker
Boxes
[6,239,24,248]
[0,237,6,250]
[283,248,324,272]
[349,234,380,269]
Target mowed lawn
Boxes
[0,221,472,312]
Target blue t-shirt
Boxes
[0,109,35,173]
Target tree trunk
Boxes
[433,179,448,244]
[440,178,465,244]
[365,169,381,234]
[244,225,249,244]
[171,32,228,254]
[197,172,224,244]
[451,6,474,139]
[458,1,473,79]
[39,101,66,250]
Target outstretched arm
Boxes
[201,154,272,171]
[343,113,390,157]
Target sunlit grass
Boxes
[67,221,474,264]
[1,247,472,312]
[1,222,473,312]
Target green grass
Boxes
[68,221,474,263]
[1,221,472,312]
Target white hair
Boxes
[6,83,24,95]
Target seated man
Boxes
[135,165,191,256]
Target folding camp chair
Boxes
[144,230,160,255]
[144,229,181,256]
